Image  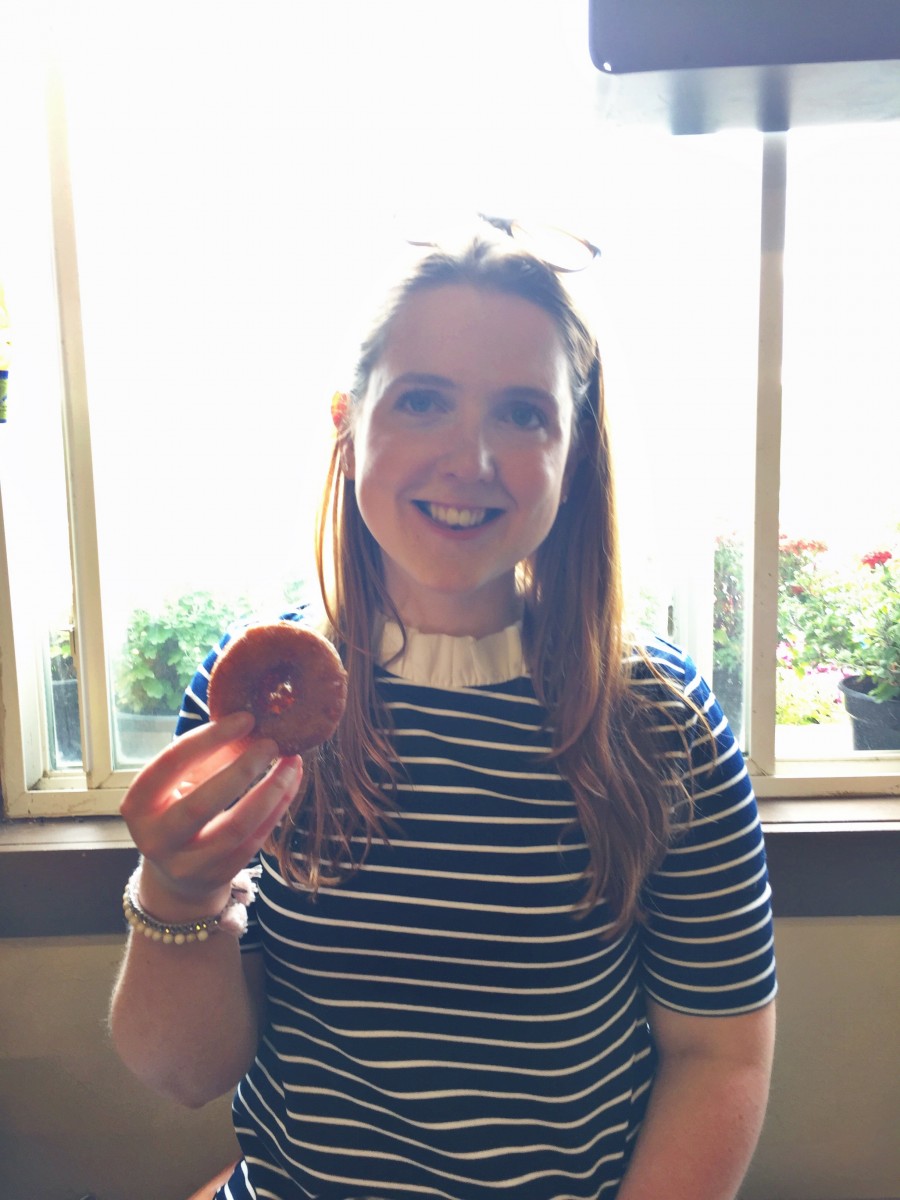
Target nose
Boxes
[437,419,497,483]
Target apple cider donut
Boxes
[207,623,347,755]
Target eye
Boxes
[395,388,445,415]
[503,400,548,431]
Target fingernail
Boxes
[276,756,302,787]
[221,710,255,736]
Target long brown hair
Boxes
[270,236,698,933]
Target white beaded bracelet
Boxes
[123,862,261,945]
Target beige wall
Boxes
[1,918,898,1200]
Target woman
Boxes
[111,230,776,1199]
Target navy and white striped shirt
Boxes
[176,616,775,1200]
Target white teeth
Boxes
[426,503,488,528]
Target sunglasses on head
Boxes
[405,212,602,274]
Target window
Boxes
[2,1,898,820]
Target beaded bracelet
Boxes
[123,863,261,945]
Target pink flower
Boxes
[776,641,795,667]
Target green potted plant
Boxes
[114,591,246,761]
[835,549,900,750]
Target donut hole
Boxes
[257,665,298,717]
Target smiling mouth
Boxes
[414,501,504,530]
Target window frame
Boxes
[2,80,900,825]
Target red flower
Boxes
[862,549,892,569]
[779,535,827,557]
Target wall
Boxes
[0,935,237,1200]
[1,918,898,1200]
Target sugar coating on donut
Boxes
[208,623,347,755]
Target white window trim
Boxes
[744,133,785,781]
[1,88,899,821]
[47,54,117,798]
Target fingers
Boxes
[162,754,303,897]
[122,710,256,819]
[163,737,283,846]
[122,714,277,851]
[200,756,303,864]
[119,712,304,904]
[134,754,303,911]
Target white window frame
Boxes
[2,77,899,824]
[744,135,899,800]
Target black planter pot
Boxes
[51,677,82,764]
[838,676,900,751]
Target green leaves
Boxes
[113,591,246,716]
[776,539,900,706]
[713,531,900,724]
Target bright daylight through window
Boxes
[1,1,898,820]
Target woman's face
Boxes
[343,284,578,637]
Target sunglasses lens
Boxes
[508,221,599,272]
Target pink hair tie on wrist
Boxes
[123,862,262,945]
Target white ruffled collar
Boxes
[377,620,527,688]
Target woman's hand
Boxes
[120,710,302,919]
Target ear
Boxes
[340,436,356,480]
[331,391,355,479]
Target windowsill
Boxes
[0,816,135,849]
[1,801,899,937]
[7,796,898,847]
[756,795,900,830]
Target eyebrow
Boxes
[501,385,562,409]
[389,372,459,391]
[389,373,561,408]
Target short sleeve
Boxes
[636,646,777,1016]
[173,642,219,738]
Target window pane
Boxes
[779,123,900,758]
[593,133,761,742]
[1,11,82,778]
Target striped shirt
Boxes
[176,616,776,1200]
